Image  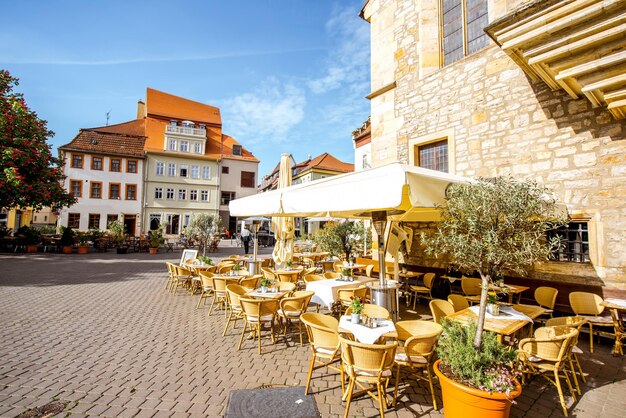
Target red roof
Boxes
[146,88,221,125]
[59,128,146,158]
[295,153,354,175]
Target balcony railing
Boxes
[165,125,206,138]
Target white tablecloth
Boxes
[339,316,396,344]
[306,276,375,308]
[605,298,626,309]
[469,305,533,322]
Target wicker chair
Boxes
[518,326,579,416]
[462,277,482,304]
[304,274,326,283]
[609,309,626,356]
[300,312,343,395]
[218,264,235,274]
[238,298,280,354]
[339,336,398,418]
[324,271,341,279]
[447,294,469,312]
[276,271,299,284]
[171,265,193,294]
[238,275,260,290]
[196,271,214,308]
[545,316,588,394]
[224,284,247,336]
[276,281,297,295]
[569,292,613,353]
[165,262,177,291]
[534,286,558,318]
[345,303,390,319]
[208,277,229,317]
[278,291,314,345]
[364,264,375,277]
[337,286,368,312]
[409,273,435,309]
[261,267,276,280]
[333,261,344,273]
[393,320,442,409]
[429,299,455,324]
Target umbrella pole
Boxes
[372,212,387,287]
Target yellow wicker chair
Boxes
[165,262,177,291]
[238,275,260,290]
[278,291,314,345]
[208,277,229,317]
[447,294,470,312]
[518,326,579,416]
[569,291,613,353]
[238,298,280,354]
[393,320,442,409]
[196,271,214,308]
[462,277,482,304]
[409,273,435,309]
[304,274,326,283]
[545,316,588,394]
[171,265,193,294]
[337,286,368,312]
[365,264,375,277]
[333,261,344,273]
[429,299,455,325]
[535,286,558,317]
[276,281,297,295]
[224,284,247,336]
[276,271,299,284]
[345,303,390,319]
[261,267,276,280]
[324,271,341,279]
[339,336,398,418]
[609,308,626,356]
[300,312,343,395]
[218,264,235,274]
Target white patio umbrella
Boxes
[271,154,294,266]
[243,216,270,262]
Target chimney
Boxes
[136,100,146,119]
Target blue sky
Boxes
[1,0,371,177]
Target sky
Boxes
[0,0,371,177]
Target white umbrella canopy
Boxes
[271,154,295,266]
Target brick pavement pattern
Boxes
[1,248,625,417]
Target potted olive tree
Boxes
[422,176,566,418]
[108,220,127,254]
[185,213,221,256]
[148,226,165,254]
[311,221,370,261]
[76,231,90,254]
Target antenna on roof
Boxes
[105,110,111,126]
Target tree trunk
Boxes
[473,272,491,349]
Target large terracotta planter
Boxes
[77,245,89,254]
[149,247,158,254]
[434,360,521,418]
[62,246,73,254]
[26,245,38,253]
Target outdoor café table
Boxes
[338,315,398,344]
[446,304,546,343]
[246,288,290,300]
[396,271,423,299]
[306,276,376,308]
[490,284,530,304]
[601,298,626,355]
[319,259,338,272]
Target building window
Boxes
[71,153,83,168]
[441,0,489,66]
[241,171,255,188]
[178,189,187,200]
[166,188,174,200]
[125,184,137,200]
[362,153,370,170]
[167,163,176,176]
[149,214,162,230]
[110,158,121,172]
[70,180,82,197]
[109,183,120,199]
[232,144,242,156]
[156,162,164,176]
[68,213,80,229]
[90,181,102,198]
[221,191,235,205]
[222,166,229,174]
[106,214,118,228]
[154,187,163,199]
[88,213,100,229]
[168,139,177,151]
[91,156,103,170]
[179,164,188,177]
[180,141,189,152]
[193,143,202,154]
[547,222,590,263]
[200,190,209,201]
[127,160,138,173]
[202,166,211,179]
[190,190,198,201]
[191,165,199,179]
[418,140,448,173]
[184,214,190,227]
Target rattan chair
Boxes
[304,274,326,283]
[535,286,558,317]
[462,277,482,304]
[345,303,390,319]
[171,265,193,294]
[278,291,314,345]
[365,264,375,277]
[447,294,470,312]
[276,281,297,295]
[218,264,235,274]
[569,292,613,353]
[300,312,343,395]
[518,326,579,416]
[339,336,398,418]
[337,286,368,312]
[276,271,299,284]
[333,261,344,273]
[224,284,247,336]
[409,273,435,309]
[238,275,260,290]
[165,262,177,291]
[393,320,442,409]
[196,271,215,308]
[609,309,626,356]
[429,299,455,324]
[261,267,276,280]
[545,316,588,394]
[208,277,229,317]
[324,271,341,279]
[238,298,280,354]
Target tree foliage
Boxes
[422,176,566,348]
[185,213,222,256]
[311,221,371,260]
[0,70,75,211]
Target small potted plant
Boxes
[487,292,500,316]
[232,263,241,275]
[341,268,352,281]
[59,226,75,254]
[349,296,363,324]
[286,260,293,270]
[76,231,90,254]
[198,256,213,265]
[148,227,165,254]
[108,220,127,254]
[260,277,272,293]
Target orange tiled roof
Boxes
[146,88,222,125]
[296,153,354,175]
[220,134,259,162]
[90,119,146,137]
[59,128,146,158]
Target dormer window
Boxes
[232,144,242,156]
[170,120,177,126]
[182,120,194,128]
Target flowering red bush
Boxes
[0,70,75,210]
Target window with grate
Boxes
[70,180,82,197]
[442,0,489,66]
[90,182,102,198]
[88,213,100,229]
[110,159,121,172]
[71,154,83,168]
[68,213,80,229]
[241,171,255,188]
[547,222,590,263]
[418,140,448,172]
[91,156,103,170]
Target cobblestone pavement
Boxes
[0,247,625,417]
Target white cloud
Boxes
[223,78,306,144]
